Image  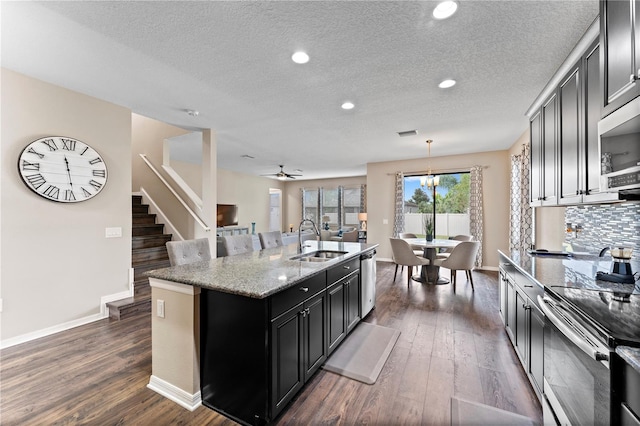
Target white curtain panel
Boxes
[469,166,484,267]
[393,172,405,237]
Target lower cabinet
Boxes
[200,255,364,425]
[612,351,640,426]
[499,253,544,401]
[271,289,327,417]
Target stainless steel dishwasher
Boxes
[360,249,377,317]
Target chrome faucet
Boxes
[298,219,320,252]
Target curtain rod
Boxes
[387,165,488,176]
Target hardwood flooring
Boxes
[1,262,541,425]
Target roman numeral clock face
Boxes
[18,136,108,203]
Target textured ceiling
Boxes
[2,1,598,180]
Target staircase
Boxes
[107,195,172,320]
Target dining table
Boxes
[402,238,461,284]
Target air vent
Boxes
[397,130,418,137]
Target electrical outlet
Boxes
[157,299,165,318]
[383,219,389,225]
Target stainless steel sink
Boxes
[290,250,348,262]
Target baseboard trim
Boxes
[147,375,201,411]
[1,312,104,349]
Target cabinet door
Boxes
[530,110,543,205]
[271,305,303,416]
[499,270,507,325]
[542,92,558,205]
[345,273,360,333]
[327,281,346,354]
[559,64,582,204]
[303,290,327,381]
[602,0,640,116]
[529,304,544,396]
[506,279,517,342]
[515,290,528,364]
[584,42,603,198]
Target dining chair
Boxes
[166,238,211,266]
[432,241,480,292]
[389,238,431,287]
[399,232,424,256]
[436,234,474,259]
[221,234,255,256]
[258,231,283,249]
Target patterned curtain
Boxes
[469,166,484,267]
[360,184,367,213]
[393,172,404,238]
[510,144,533,252]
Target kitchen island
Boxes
[145,240,377,425]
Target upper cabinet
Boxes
[601,0,640,117]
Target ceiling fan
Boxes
[261,165,302,180]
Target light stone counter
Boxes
[146,240,378,299]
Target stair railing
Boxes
[139,154,211,232]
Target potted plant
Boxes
[423,214,434,242]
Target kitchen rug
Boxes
[322,322,400,385]
[450,396,539,426]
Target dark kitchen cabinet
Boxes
[498,253,544,401]
[530,92,558,207]
[327,280,346,353]
[612,351,640,425]
[558,41,608,204]
[601,0,640,117]
[272,288,327,416]
[345,273,360,333]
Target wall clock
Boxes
[17,136,108,203]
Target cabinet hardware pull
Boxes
[525,284,533,288]
[305,308,310,315]
[300,310,306,317]
[343,266,350,270]
[300,287,309,292]
[631,74,636,83]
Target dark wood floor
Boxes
[1,262,541,425]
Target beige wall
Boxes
[217,168,285,233]
[366,151,510,267]
[1,69,132,341]
[283,176,367,231]
[170,159,203,197]
[508,128,566,251]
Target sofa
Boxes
[320,227,358,242]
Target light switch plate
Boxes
[105,227,122,238]
[383,219,388,225]
[157,299,165,318]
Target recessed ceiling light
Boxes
[186,109,199,117]
[433,1,458,19]
[291,51,309,64]
[438,79,456,88]
[341,102,355,110]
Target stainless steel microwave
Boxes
[598,96,640,194]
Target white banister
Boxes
[139,154,211,232]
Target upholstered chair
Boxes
[341,229,358,242]
[436,235,474,259]
[399,232,423,257]
[432,241,480,292]
[259,231,284,249]
[221,234,255,256]
[166,238,211,266]
[389,238,431,287]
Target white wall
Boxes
[366,151,510,267]
[1,69,132,343]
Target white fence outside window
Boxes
[404,213,470,237]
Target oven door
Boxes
[538,295,611,425]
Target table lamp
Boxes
[322,215,330,230]
[358,213,367,230]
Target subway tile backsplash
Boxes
[565,202,640,261]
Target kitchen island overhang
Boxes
[145,240,378,424]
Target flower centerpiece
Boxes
[423,214,434,242]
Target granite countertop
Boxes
[499,249,640,345]
[146,240,378,299]
[617,346,640,374]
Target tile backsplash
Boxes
[565,202,640,261]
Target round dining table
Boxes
[402,238,461,284]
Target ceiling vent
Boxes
[397,130,418,137]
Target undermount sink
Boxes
[290,250,348,262]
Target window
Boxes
[403,173,470,237]
[301,185,365,229]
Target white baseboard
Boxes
[139,187,184,241]
[1,312,104,349]
[1,287,133,349]
[147,375,201,411]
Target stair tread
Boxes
[107,294,150,308]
